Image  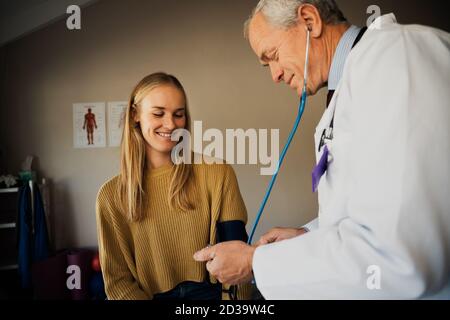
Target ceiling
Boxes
[0,0,51,17]
[0,0,98,46]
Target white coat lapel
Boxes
[314,84,341,162]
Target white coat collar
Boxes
[316,13,398,134]
[369,13,397,30]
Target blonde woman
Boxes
[96,72,251,300]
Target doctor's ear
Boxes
[297,4,323,38]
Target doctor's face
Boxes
[248,12,320,96]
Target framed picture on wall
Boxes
[107,101,127,147]
[73,102,106,148]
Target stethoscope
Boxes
[226,28,312,299]
[247,28,312,244]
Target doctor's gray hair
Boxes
[244,0,347,38]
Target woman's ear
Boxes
[297,4,323,38]
[132,104,139,123]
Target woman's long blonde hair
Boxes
[119,72,193,221]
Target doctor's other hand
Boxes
[257,227,308,246]
[193,241,255,285]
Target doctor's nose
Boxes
[269,62,283,83]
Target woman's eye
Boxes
[174,113,185,118]
[153,113,164,117]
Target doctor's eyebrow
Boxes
[259,52,267,61]
[259,50,272,67]
[259,57,269,67]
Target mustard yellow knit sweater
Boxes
[96,162,252,300]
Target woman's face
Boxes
[135,85,187,156]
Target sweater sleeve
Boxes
[96,182,149,300]
[217,165,254,300]
[218,164,248,224]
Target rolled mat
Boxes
[66,249,94,300]
[31,250,70,300]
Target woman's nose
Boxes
[163,116,176,130]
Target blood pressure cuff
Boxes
[216,220,248,243]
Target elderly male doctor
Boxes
[194,0,450,299]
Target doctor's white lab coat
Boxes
[253,14,450,299]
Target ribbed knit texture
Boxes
[96,162,253,300]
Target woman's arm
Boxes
[216,165,253,300]
[96,186,148,300]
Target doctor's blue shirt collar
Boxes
[327,25,362,91]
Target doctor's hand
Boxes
[193,241,255,285]
[257,227,308,246]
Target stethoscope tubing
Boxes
[247,30,311,245]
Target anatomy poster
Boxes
[107,101,128,147]
[73,102,106,148]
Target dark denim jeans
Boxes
[153,281,222,300]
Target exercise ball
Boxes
[91,252,101,272]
